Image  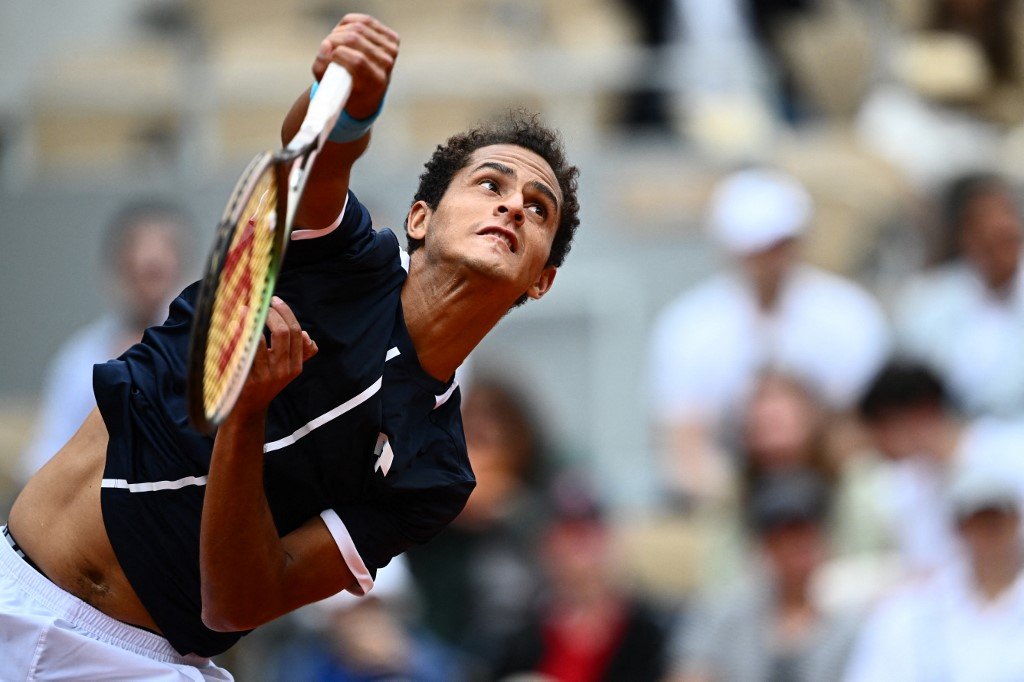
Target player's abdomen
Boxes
[8,408,161,633]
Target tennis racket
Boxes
[186,63,353,434]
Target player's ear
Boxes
[406,201,431,242]
[526,266,557,301]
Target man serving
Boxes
[1,13,580,680]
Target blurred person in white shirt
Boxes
[845,468,1024,682]
[894,172,1024,418]
[19,200,190,482]
[858,361,1024,575]
[648,168,890,507]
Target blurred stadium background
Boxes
[3,0,1024,679]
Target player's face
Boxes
[407,144,561,303]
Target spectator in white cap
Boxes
[845,467,1024,681]
[648,167,890,508]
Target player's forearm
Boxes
[200,407,288,631]
[280,91,369,230]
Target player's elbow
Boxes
[200,605,241,633]
[201,601,264,633]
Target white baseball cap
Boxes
[708,168,813,254]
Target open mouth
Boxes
[478,226,518,254]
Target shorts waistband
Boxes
[4,524,44,575]
[0,524,209,666]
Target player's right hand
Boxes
[313,14,399,121]
[237,297,317,415]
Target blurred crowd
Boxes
[8,0,1024,680]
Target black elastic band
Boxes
[3,525,44,574]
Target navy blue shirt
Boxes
[94,194,475,657]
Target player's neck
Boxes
[400,263,508,383]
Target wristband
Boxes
[310,80,383,143]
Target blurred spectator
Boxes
[858,361,1024,574]
[856,0,1024,187]
[845,468,1024,681]
[403,378,549,675]
[615,0,678,136]
[19,199,190,482]
[738,371,837,499]
[270,557,465,682]
[674,0,778,154]
[893,172,1024,418]
[744,0,825,123]
[648,168,889,507]
[926,0,1024,126]
[669,471,861,681]
[494,473,671,682]
[696,371,837,587]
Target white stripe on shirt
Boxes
[263,346,401,453]
[101,476,208,493]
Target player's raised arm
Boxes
[280,14,399,231]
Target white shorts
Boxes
[0,525,232,681]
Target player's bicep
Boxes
[281,190,377,268]
[276,514,361,613]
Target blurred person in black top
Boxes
[495,473,671,682]
[405,377,550,675]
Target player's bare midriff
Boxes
[8,408,161,633]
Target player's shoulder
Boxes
[283,191,400,272]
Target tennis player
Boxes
[1,13,580,679]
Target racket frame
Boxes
[186,64,354,433]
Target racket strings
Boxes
[203,167,279,414]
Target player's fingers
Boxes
[271,297,305,374]
[338,13,401,46]
[266,306,292,362]
[333,29,395,73]
[329,45,388,88]
[312,38,335,80]
[334,16,399,54]
[270,296,302,329]
[301,330,318,362]
[346,20,399,60]
[315,19,397,81]
[248,334,269,382]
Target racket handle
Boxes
[292,63,353,151]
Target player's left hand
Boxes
[236,297,318,415]
[312,13,399,120]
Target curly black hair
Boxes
[408,111,580,270]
